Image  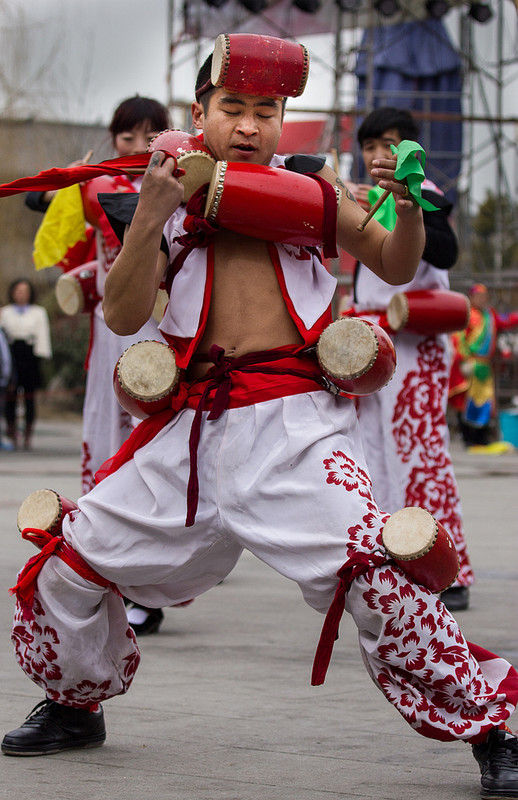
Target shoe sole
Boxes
[1,736,105,757]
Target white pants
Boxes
[11,391,517,741]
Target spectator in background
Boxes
[1,278,52,450]
[449,282,518,449]
[0,324,13,450]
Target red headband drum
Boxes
[317,318,396,396]
[17,488,78,549]
[210,33,309,98]
[114,340,180,419]
[204,161,340,249]
[55,261,100,315]
[382,506,460,593]
[147,129,216,201]
[387,289,471,335]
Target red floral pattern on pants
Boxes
[11,586,140,708]
[392,337,473,585]
[352,564,516,741]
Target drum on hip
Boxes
[55,261,100,315]
[387,289,471,335]
[317,317,396,396]
[114,340,180,419]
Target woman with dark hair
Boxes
[1,278,52,449]
[25,96,172,635]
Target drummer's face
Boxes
[361,128,402,182]
[191,89,283,166]
[114,122,161,157]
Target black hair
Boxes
[108,96,171,141]
[357,107,420,147]
[8,278,36,305]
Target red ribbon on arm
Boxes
[0,153,185,197]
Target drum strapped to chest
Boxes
[17,489,78,549]
[316,318,396,396]
[114,340,180,420]
[210,33,309,98]
[147,129,216,202]
[55,261,100,315]
[387,289,471,335]
[204,161,341,249]
[382,506,459,593]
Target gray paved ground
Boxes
[0,418,516,800]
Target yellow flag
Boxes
[33,184,87,270]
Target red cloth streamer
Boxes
[311,550,389,686]
[0,153,185,197]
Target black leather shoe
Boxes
[440,586,470,611]
[2,699,106,756]
[127,605,164,636]
[472,728,518,798]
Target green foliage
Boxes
[471,191,518,273]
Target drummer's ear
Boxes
[191,101,204,130]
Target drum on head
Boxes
[55,261,100,315]
[147,129,215,201]
[114,340,180,420]
[317,318,396,396]
[211,33,309,98]
[387,289,471,335]
[17,489,78,549]
[382,507,459,593]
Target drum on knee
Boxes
[17,489,78,549]
[382,506,459,593]
[317,317,396,396]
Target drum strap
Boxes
[10,533,121,622]
[311,549,390,686]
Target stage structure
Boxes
[165,0,518,291]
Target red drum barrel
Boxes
[382,507,459,593]
[55,261,100,315]
[17,489,78,549]
[148,129,215,201]
[204,161,340,248]
[317,318,396,396]
[211,33,310,98]
[114,340,180,420]
[387,289,471,335]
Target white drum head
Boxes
[178,151,215,201]
[17,489,61,533]
[118,341,178,401]
[382,507,436,560]
[386,293,409,332]
[317,318,378,379]
[56,274,82,316]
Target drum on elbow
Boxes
[113,340,180,419]
[317,317,396,396]
[17,488,78,549]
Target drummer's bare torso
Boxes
[188,229,303,379]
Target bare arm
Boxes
[318,155,425,286]
[103,151,184,335]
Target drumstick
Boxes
[356,188,390,232]
[81,149,94,165]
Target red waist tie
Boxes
[96,344,324,527]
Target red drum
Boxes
[114,340,180,420]
[80,175,135,228]
[387,289,471,335]
[204,161,340,248]
[17,489,78,549]
[382,506,460,593]
[317,318,396,396]
[148,129,216,201]
[55,261,100,315]
[211,34,309,98]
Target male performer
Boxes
[344,107,474,612]
[3,36,518,800]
